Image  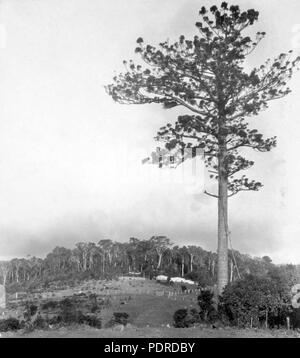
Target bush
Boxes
[0,317,21,332]
[83,315,102,328]
[221,274,290,328]
[33,315,47,330]
[47,315,63,325]
[61,309,86,325]
[197,290,218,323]
[60,297,73,310]
[190,308,201,324]
[89,294,99,313]
[106,312,129,327]
[290,308,300,329]
[173,308,200,328]
[41,300,59,310]
[23,302,38,321]
[173,309,189,328]
[113,312,129,325]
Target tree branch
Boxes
[204,190,219,198]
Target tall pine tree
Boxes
[106,3,299,294]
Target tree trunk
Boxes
[157,253,162,270]
[102,254,105,274]
[230,259,234,282]
[16,267,19,283]
[2,272,7,286]
[217,140,228,296]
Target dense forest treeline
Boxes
[0,236,299,292]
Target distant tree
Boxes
[71,247,82,272]
[0,261,9,286]
[187,245,202,272]
[126,237,141,272]
[262,256,272,265]
[149,236,172,270]
[45,247,72,274]
[178,246,190,277]
[10,259,22,283]
[86,242,98,271]
[75,243,90,272]
[98,239,114,274]
[106,3,299,294]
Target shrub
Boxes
[35,312,101,329]
[60,297,73,310]
[23,302,38,321]
[47,315,63,325]
[106,312,129,327]
[221,274,289,328]
[33,315,47,330]
[290,308,300,329]
[89,294,99,313]
[173,309,189,328]
[41,300,59,310]
[197,290,218,323]
[190,308,201,324]
[173,308,200,328]
[113,312,129,325]
[0,317,21,332]
[83,315,102,328]
[61,308,85,325]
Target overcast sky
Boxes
[0,0,300,264]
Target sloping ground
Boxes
[2,326,300,338]
[2,278,199,332]
[98,293,197,327]
[118,295,196,327]
[4,278,197,321]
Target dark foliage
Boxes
[0,317,21,332]
[41,300,60,310]
[82,315,102,328]
[173,308,200,328]
[3,238,300,299]
[23,302,38,321]
[221,274,292,328]
[198,290,218,323]
[290,308,300,329]
[112,312,129,325]
[106,312,129,327]
[33,314,47,329]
